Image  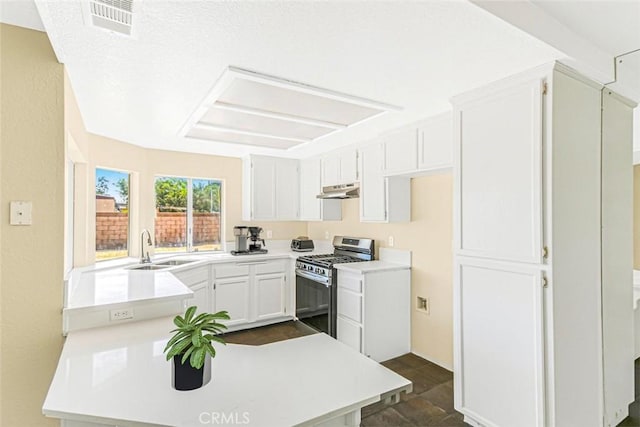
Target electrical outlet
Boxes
[325,231,329,239]
[417,296,430,314]
[266,230,273,238]
[388,236,394,247]
[110,308,134,321]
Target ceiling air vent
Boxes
[83,0,133,36]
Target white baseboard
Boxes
[410,349,453,372]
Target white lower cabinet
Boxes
[336,316,362,353]
[214,276,251,326]
[455,258,544,427]
[336,268,410,362]
[212,259,291,330]
[255,272,286,321]
[172,265,212,314]
[172,259,292,331]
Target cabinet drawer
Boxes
[337,316,362,353]
[214,264,250,279]
[338,273,362,293]
[172,266,208,287]
[255,259,287,275]
[337,288,363,323]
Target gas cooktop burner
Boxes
[297,253,363,268]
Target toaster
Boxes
[291,237,314,252]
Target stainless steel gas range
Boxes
[295,236,374,337]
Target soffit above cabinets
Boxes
[180,67,401,150]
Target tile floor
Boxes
[620,359,640,426]
[225,322,640,426]
[221,321,466,426]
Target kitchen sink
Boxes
[154,259,199,266]
[127,264,171,271]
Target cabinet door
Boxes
[321,155,340,186]
[455,78,543,264]
[184,281,211,313]
[359,143,386,222]
[299,158,322,220]
[255,273,286,321]
[275,158,299,220]
[454,258,545,427]
[419,115,452,170]
[251,157,276,220]
[383,128,418,174]
[337,288,362,323]
[339,149,358,183]
[337,316,362,353]
[214,276,251,326]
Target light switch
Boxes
[10,201,32,225]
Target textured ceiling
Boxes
[532,0,640,57]
[34,0,566,158]
[0,0,44,31]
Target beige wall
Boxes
[1,24,64,426]
[307,174,454,369]
[64,82,307,267]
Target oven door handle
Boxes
[295,269,330,287]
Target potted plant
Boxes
[164,306,230,391]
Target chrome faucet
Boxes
[140,229,153,264]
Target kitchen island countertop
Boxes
[43,316,412,427]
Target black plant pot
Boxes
[172,354,211,391]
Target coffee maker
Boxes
[248,227,267,252]
[231,226,268,255]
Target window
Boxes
[95,168,130,260]
[155,176,222,253]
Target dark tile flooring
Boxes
[221,320,466,427]
[620,359,640,426]
[221,319,317,345]
[363,354,464,427]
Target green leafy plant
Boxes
[164,306,230,369]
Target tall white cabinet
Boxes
[452,62,635,427]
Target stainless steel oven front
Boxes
[295,267,337,337]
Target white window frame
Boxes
[154,175,223,254]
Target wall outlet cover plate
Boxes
[10,201,32,225]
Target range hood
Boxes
[316,183,360,199]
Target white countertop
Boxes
[43,316,412,427]
[334,260,410,274]
[66,269,193,309]
[65,245,333,311]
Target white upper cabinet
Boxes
[299,157,341,221]
[379,113,453,177]
[455,78,543,264]
[243,155,299,221]
[418,113,452,171]
[275,158,299,220]
[339,148,359,183]
[382,128,419,175]
[359,142,411,223]
[321,148,358,186]
[359,143,387,222]
[248,156,277,220]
